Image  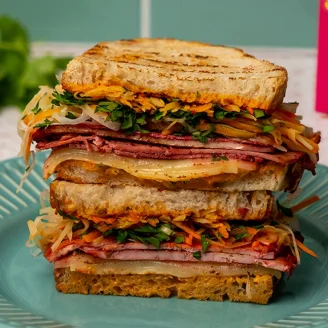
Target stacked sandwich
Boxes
[19,39,320,304]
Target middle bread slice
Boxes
[50,180,273,221]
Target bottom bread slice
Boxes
[55,268,276,304]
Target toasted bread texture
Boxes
[55,159,304,192]
[50,180,273,220]
[55,268,275,304]
[61,38,287,111]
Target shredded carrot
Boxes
[246,227,258,236]
[296,239,318,258]
[185,234,193,245]
[89,216,116,224]
[291,196,320,213]
[172,222,201,239]
[82,230,102,242]
[128,211,140,222]
[218,223,229,239]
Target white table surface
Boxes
[0,44,327,166]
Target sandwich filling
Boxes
[18,39,320,303]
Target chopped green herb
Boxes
[72,222,84,232]
[136,114,147,125]
[212,154,229,161]
[254,109,266,119]
[21,114,27,120]
[277,200,293,217]
[134,225,159,233]
[146,236,161,249]
[25,166,30,172]
[253,224,264,230]
[196,91,200,98]
[57,210,79,221]
[116,230,129,243]
[153,109,164,120]
[65,112,77,119]
[31,101,41,115]
[263,125,274,133]
[201,235,210,253]
[234,232,249,240]
[192,126,215,143]
[34,118,52,128]
[103,229,114,237]
[174,236,185,244]
[172,98,180,102]
[52,91,90,106]
[80,230,89,238]
[193,251,201,260]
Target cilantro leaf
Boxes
[193,251,201,260]
[196,91,200,98]
[31,101,41,115]
[52,90,88,106]
[174,236,185,244]
[65,112,77,119]
[116,230,128,243]
[263,125,274,133]
[153,109,164,120]
[34,118,52,128]
[234,232,249,240]
[57,210,79,221]
[201,235,210,253]
[212,155,229,161]
[254,109,266,119]
[253,224,264,230]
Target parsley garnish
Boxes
[277,200,293,217]
[153,109,164,120]
[65,112,77,119]
[201,235,210,253]
[34,118,52,128]
[57,210,79,221]
[174,236,185,244]
[234,232,249,240]
[72,222,84,232]
[52,91,89,106]
[254,109,266,119]
[193,251,201,260]
[212,155,229,162]
[172,98,181,102]
[253,224,264,230]
[263,125,274,133]
[116,230,129,243]
[196,91,200,98]
[25,166,30,172]
[31,101,41,115]
[21,114,27,120]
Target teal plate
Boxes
[0,153,328,328]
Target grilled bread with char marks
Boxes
[62,38,287,111]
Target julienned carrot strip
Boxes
[246,227,257,236]
[89,216,116,224]
[185,235,193,245]
[296,239,318,258]
[82,230,102,242]
[291,196,320,213]
[172,222,201,239]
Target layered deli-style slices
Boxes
[19,39,320,305]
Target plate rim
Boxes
[0,154,328,328]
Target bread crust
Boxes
[50,180,273,220]
[61,38,287,111]
[55,159,304,192]
[54,268,275,304]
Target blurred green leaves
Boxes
[0,16,71,109]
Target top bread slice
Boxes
[61,38,287,111]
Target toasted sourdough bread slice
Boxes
[50,180,273,220]
[61,38,287,111]
[55,268,275,304]
[55,159,304,192]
